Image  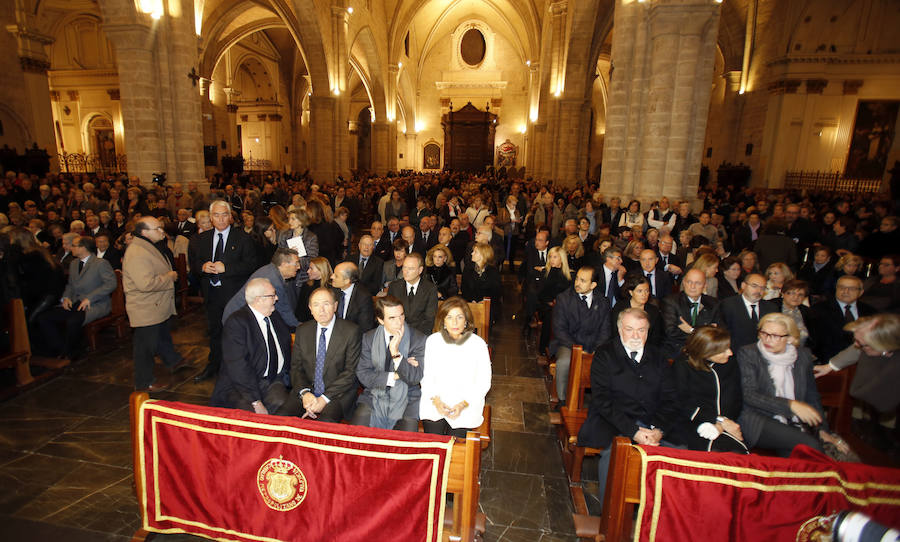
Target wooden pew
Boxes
[0,299,34,387]
[129,392,485,542]
[83,269,128,351]
[817,364,856,435]
[436,297,491,343]
[559,345,601,483]
[572,436,642,542]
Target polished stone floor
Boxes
[0,275,585,541]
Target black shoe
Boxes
[193,364,217,382]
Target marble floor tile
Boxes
[543,476,576,535]
[480,470,549,531]
[522,402,555,435]
[483,524,575,542]
[0,514,131,542]
[35,415,133,468]
[11,461,131,521]
[34,476,141,536]
[0,404,87,452]
[491,430,566,477]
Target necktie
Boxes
[630,351,638,364]
[385,335,394,372]
[408,286,415,302]
[78,260,84,274]
[337,290,346,319]
[214,232,225,262]
[608,271,617,307]
[581,294,589,308]
[423,232,428,242]
[690,302,699,327]
[750,304,759,324]
[360,257,367,270]
[539,251,546,265]
[646,272,654,296]
[314,328,327,396]
[843,304,854,323]
[265,317,278,381]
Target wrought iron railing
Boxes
[57,152,127,175]
[783,171,882,193]
[244,157,273,171]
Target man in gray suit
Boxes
[221,248,301,328]
[351,296,426,431]
[36,235,117,360]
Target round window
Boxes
[460,28,486,66]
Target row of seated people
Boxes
[561,304,899,504]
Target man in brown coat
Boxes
[123,216,188,391]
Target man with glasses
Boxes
[661,268,720,359]
[809,275,875,361]
[211,278,293,414]
[717,273,777,348]
[123,217,186,391]
[221,248,302,329]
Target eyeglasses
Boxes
[758,330,789,340]
[258,294,277,299]
[836,286,862,292]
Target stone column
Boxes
[309,95,340,183]
[709,70,743,181]
[101,23,165,184]
[371,121,391,175]
[405,133,417,169]
[601,0,721,201]
[6,16,56,168]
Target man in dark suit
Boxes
[797,246,834,297]
[661,269,720,359]
[210,278,293,414]
[189,200,258,381]
[331,261,375,332]
[351,296,426,431]
[578,307,681,504]
[550,266,612,403]
[57,232,79,279]
[289,287,361,422]
[591,247,625,309]
[717,274,776,348]
[447,218,470,270]
[95,232,122,270]
[175,208,197,238]
[630,249,673,300]
[655,234,685,280]
[370,221,392,263]
[809,275,876,362]
[414,215,439,255]
[348,234,385,295]
[35,235,117,360]
[387,252,439,336]
[222,248,301,329]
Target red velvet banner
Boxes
[635,445,900,542]
[137,400,454,542]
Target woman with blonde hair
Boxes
[461,242,502,323]
[764,262,794,300]
[534,246,572,354]
[737,312,848,457]
[824,253,865,296]
[691,252,720,298]
[674,326,747,453]
[295,256,332,322]
[563,234,585,273]
[814,314,900,416]
[268,204,290,234]
[426,244,457,300]
[419,297,492,437]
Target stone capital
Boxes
[19,56,50,74]
[549,1,568,16]
[101,23,154,51]
[805,79,828,94]
[107,89,121,100]
[842,79,863,95]
[226,104,239,113]
[647,3,720,37]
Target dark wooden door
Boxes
[442,102,497,172]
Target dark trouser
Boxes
[35,307,85,358]
[350,403,419,432]
[538,305,553,354]
[222,381,292,415]
[204,288,229,372]
[597,431,684,506]
[422,419,471,439]
[133,319,180,390]
[754,418,824,457]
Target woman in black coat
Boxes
[426,245,458,300]
[461,242,502,323]
[611,275,664,347]
[533,246,573,354]
[673,326,748,453]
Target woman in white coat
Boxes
[419,297,492,437]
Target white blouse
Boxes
[419,332,492,429]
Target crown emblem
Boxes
[257,456,308,511]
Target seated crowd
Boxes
[0,168,898,462]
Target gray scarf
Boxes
[368,326,411,429]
